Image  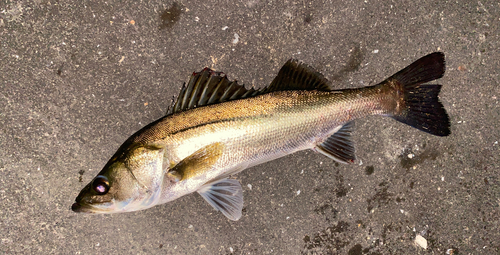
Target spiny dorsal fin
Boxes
[167,68,259,115]
[259,59,331,94]
[167,60,331,114]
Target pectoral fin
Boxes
[166,142,225,182]
[197,178,244,221]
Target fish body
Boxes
[72,53,450,220]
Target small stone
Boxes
[232,33,239,44]
[415,234,427,249]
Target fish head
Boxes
[72,143,166,214]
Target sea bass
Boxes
[72,52,450,220]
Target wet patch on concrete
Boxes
[334,169,348,198]
[78,169,85,182]
[347,243,381,255]
[314,203,339,218]
[366,181,393,212]
[56,64,64,76]
[365,165,374,175]
[159,2,182,30]
[312,187,339,222]
[348,243,362,255]
[312,169,348,222]
[302,221,350,254]
[331,45,365,81]
[399,146,441,170]
[303,11,313,24]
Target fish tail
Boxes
[386,52,451,136]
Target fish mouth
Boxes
[71,202,109,213]
[71,202,93,213]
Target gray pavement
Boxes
[1,0,499,254]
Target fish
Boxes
[72,52,450,220]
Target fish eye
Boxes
[91,175,109,195]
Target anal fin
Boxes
[315,122,356,164]
[197,178,244,221]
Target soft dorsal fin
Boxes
[167,60,331,114]
[260,59,331,94]
[167,68,259,115]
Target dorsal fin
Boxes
[259,59,331,94]
[167,59,331,114]
[167,68,259,115]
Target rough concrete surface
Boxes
[1,0,499,254]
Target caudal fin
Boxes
[388,52,451,136]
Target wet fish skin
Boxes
[72,52,449,220]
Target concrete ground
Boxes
[1,0,499,254]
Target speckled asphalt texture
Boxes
[1,0,499,254]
